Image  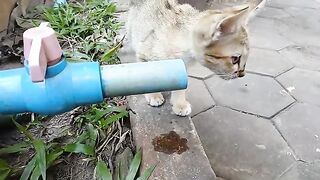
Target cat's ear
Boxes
[215,5,250,37]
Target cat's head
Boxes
[191,5,251,79]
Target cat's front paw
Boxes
[172,101,192,116]
[145,93,165,107]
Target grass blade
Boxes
[90,106,127,122]
[47,149,63,166]
[125,149,142,180]
[0,142,30,155]
[0,159,11,180]
[32,140,46,180]
[64,143,95,156]
[100,111,128,128]
[87,124,98,147]
[29,149,63,180]
[20,156,36,180]
[11,119,34,141]
[136,164,157,180]
[0,169,11,180]
[95,160,112,180]
[0,159,10,170]
[74,131,89,144]
[101,36,124,62]
[30,164,40,180]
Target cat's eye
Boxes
[231,55,241,64]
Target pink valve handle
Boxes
[23,22,62,82]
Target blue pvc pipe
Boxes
[0,59,187,115]
[0,59,103,115]
[101,59,187,97]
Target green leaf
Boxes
[30,164,41,180]
[11,119,34,141]
[95,106,127,120]
[100,111,128,128]
[0,169,11,180]
[64,50,91,60]
[0,142,30,155]
[125,149,142,180]
[0,159,11,180]
[20,156,36,180]
[136,164,157,180]
[64,143,95,156]
[32,140,46,180]
[29,149,63,180]
[47,149,63,166]
[74,131,89,144]
[0,159,10,171]
[101,39,123,62]
[87,124,98,147]
[95,160,112,180]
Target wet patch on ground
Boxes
[152,131,189,154]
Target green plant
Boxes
[42,0,122,63]
[95,149,157,180]
[0,0,156,179]
[0,118,63,180]
[0,119,156,180]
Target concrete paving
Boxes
[193,107,296,180]
[116,0,320,179]
[192,0,320,179]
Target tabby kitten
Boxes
[126,0,260,116]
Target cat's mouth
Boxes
[216,70,246,80]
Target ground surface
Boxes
[116,0,320,179]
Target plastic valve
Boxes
[23,22,62,82]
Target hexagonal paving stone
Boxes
[128,95,217,180]
[256,6,291,19]
[186,77,215,117]
[193,107,295,180]
[278,7,320,46]
[187,61,213,79]
[248,17,293,50]
[279,46,320,72]
[273,103,320,162]
[205,73,295,118]
[278,162,320,180]
[246,48,294,77]
[277,68,320,106]
[266,0,320,9]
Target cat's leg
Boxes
[144,93,165,107]
[170,90,191,116]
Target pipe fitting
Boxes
[0,58,103,115]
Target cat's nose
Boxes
[238,70,246,77]
[233,70,246,78]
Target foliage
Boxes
[0,0,156,179]
[42,0,122,63]
[0,119,155,180]
[95,149,156,180]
